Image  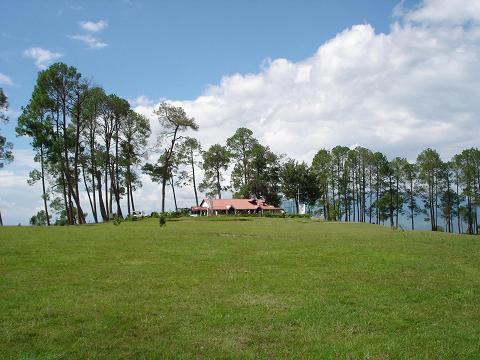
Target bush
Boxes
[151,211,159,218]
[287,214,311,219]
[263,212,286,218]
[113,214,122,226]
[159,213,167,227]
[166,211,183,219]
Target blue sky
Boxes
[2,0,480,225]
[2,0,405,146]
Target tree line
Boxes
[3,62,480,235]
[16,63,151,225]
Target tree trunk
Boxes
[410,178,415,230]
[395,177,399,228]
[40,145,50,226]
[191,152,199,206]
[389,175,394,228]
[114,122,122,217]
[96,171,108,221]
[216,168,222,199]
[161,177,167,213]
[171,180,178,211]
[82,164,94,223]
[130,185,136,212]
[90,130,98,223]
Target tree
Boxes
[226,127,258,197]
[0,88,13,168]
[311,149,332,220]
[199,144,230,199]
[30,210,50,226]
[146,102,198,213]
[0,88,13,226]
[390,157,407,228]
[280,160,317,213]
[402,161,421,230]
[80,87,106,222]
[35,63,87,224]
[176,137,202,206]
[247,143,282,206]
[120,110,151,215]
[453,148,479,234]
[416,148,443,231]
[17,88,54,226]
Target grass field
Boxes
[1,217,479,359]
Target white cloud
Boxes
[72,19,108,49]
[23,47,62,69]
[403,0,480,24]
[70,34,108,49]
[134,0,480,165]
[79,20,108,32]
[0,73,13,85]
[129,95,157,107]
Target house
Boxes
[191,198,284,216]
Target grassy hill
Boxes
[1,218,479,359]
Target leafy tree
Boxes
[35,62,87,224]
[0,88,13,168]
[0,88,13,226]
[226,127,258,196]
[416,148,443,231]
[30,210,50,226]
[280,160,317,213]
[199,144,230,199]
[248,143,282,206]
[17,88,54,226]
[176,137,202,206]
[146,102,198,213]
[402,161,422,230]
[120,110,151,215]
[390,157,408,228]
[311,149,332,220]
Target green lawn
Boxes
[1,218,479,359]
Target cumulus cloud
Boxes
[23,47,62,69]
[0,73,13,85]
[135,0,480,164]
[79,20,108,32]
[70,34,108,49]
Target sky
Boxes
[1,0,479,225]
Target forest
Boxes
[1,63,479,234]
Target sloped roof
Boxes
[198,198,283,211]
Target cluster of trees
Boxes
[6,62,480,235]
[157,126,478,235]
[16,63,151,225]
[305,147,479,235]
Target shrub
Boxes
[113,214,122,226]
[166,211,183,219]
[263,212,286,218]
[151,211,159,218]
[159,213,167,227]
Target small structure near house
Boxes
[191,198,284,216]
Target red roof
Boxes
[191,206,207,211]
[198,198,283,211]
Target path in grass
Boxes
[1,218,479,359]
